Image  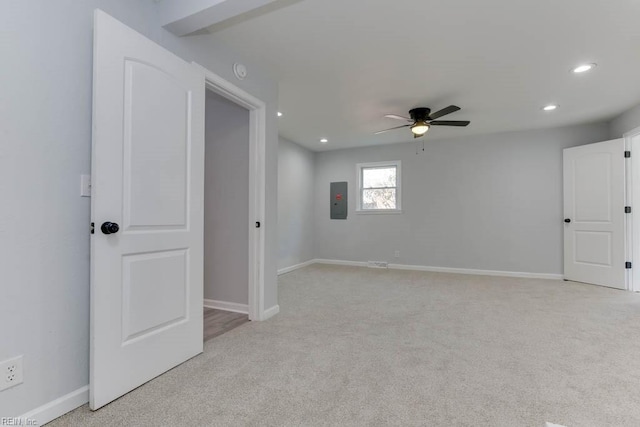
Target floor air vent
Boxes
[367,261,388,269]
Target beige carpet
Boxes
[50,265,640,426]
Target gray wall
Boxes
[205,91,249,304]
[313,122,610,275]
[610,103,640,138]
[278,137,315,270]
[0,1,279,417]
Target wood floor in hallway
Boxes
[204,307,249,342]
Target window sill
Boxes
[355,209,403,215]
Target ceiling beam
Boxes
[158,0,281,36]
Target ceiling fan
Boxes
[375,106,470,138]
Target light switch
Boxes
[80,175,91,197]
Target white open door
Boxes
[563,139,626,289]
[90,10,204,409]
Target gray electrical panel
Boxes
[330,182,348,219]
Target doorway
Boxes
[203,89,251,340]
[197,64,267,322]
[628,126,640,291]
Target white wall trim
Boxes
[355,209,403,215]
[388,263,563,280]
[626,125,640,291]
[194,62,267,321]
[203,299,249,314]
[314,258,369,267]
[20,385,88,425]
[263,305,280,320]
[311,258,563,280]
[277,259,315,275]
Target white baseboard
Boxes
[20,385,88,425]
[203,299,249,314]
[277,259,315,275]
[263,305,280,320]
[312,258,563,280]
[314,258,368,268]
[388,263,563,280]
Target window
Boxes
[356,161,402,213]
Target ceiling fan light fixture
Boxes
[411,121,430,135]
[376,106,468,136]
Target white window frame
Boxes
[356,160,402,214]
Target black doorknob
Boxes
[564,218,571,223]
[101,222,120,235]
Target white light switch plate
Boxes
[80,174,91,197]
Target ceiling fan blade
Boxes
[429,120,470,127]
[428,105,461,120]
[384,114,412,122]
[374,124,411,134]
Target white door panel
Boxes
[121,249,188,343]
[574,231,612,266]
[563,139,625,289]
[91,10,204,409]
[573,153,612,222]
[123,60,190,229]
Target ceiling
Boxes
[206,0,640,151]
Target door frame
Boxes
[193,62,267,320]
[626,125,640,292]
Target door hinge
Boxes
[626,262,632,269]
[90,222,95,234]
[626,206,632,214]
[625,151,631,158]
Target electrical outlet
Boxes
[0,356,23,391]
[394,250,400,258]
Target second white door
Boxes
[563,139,626,289]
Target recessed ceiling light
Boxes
[572,63,596,74]
[277,112,283,117]
[543,104,558,111]
[320,138,328,143]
